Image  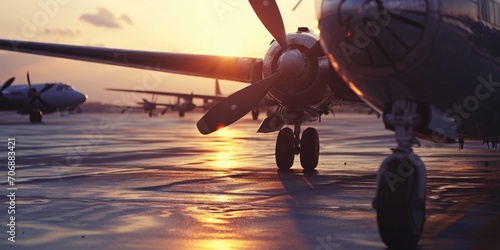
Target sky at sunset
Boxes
[0,0,317,105]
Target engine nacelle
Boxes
[262,29,334,114]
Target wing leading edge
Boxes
[0,39,263,83]
[106,88,226,101]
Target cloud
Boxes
[119,14,133,25]
[80,8,133,29]
[43,28,81,37]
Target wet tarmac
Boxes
[1,112,499,249]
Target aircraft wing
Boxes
[108,88,227,101]
[135,102,178,107]
[0,39,263,83]
[0,39,364,105]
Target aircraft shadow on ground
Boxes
[276,169,384,249]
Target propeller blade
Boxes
[249,0,288,50]
[1,77,15,91]
[40,84,54,93]
[197,72,282,134]
[161,107,169,115]
[0,77,15,104]
[29,98,36,106]
[304,41,325,59]
[38,97,50,107]
[27,72,32,88]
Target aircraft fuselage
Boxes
[1,83,87,114]
[317,0,500,139]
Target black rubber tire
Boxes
[300,127,319,170]
[251,109,259,120]
[29,110,42,123]
[376,158,425,249]
[275,128,294,170]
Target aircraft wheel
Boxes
[29,110,43,123]
[251,108,259,120]
[179,111,185,117]
[275,128,294,170]
[300,127,319,170]
[375,156,425,249]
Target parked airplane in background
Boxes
[114,94,171,117]
[108,79,264,119]
[0,73,87,122]
[1,0,499,248]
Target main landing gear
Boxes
[373,100,426,249]
[275,123,319,171]
[29,109,43,123]
[251,108,260,120]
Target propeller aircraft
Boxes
[0,72,87,122]
[106,79,267,118]
[114,94,169,117]
[1,0,499,248]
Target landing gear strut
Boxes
[373,100,426,249]
[251,108,260,120]
[275,124,319,170]
[29,109,43,123]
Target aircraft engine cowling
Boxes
[183,102,196,112]
[262,30,333,109]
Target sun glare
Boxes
[216,123,227,132]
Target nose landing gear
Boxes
[373,100,427,249]
[275,123,319,170]
[29,109,43,123]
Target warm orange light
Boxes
[216,123,226,131]
[207,127,241,168]
[332,61,340,72]
[348,81,365,97]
